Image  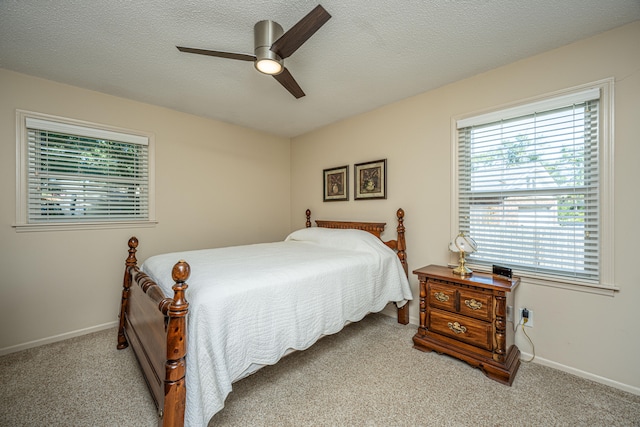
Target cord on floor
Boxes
[520,318,535,362]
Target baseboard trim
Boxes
[0,321,118,356]
[520,351,640,396]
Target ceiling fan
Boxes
[177,5,331,99]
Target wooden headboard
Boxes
[315,220,386,238]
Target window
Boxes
[453,80,614,291]
[15,111,155,231]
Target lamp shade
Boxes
[449,232,477,276]
[449,233,477,254]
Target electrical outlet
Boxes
[507,305,513,323]
[519,308,534,328]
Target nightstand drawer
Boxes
[429,309,493,351]
[427,281,456,312]
[458,289,493,322]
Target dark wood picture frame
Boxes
[354,159,387,200]
[323,165,349,201]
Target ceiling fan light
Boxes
[255,58,283,75]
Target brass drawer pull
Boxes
[447,321,467,334]
[465,299,482,310]
[434,292,449,302]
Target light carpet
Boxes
[1,314,639,426]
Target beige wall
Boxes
[0,69,291,351]
[291,21,640,393]
[2,20,639,395]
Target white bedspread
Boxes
[141,227,413,427]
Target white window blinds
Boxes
[456,89,601,283]
[25,117,150,223]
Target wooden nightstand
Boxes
[412,265,521,385]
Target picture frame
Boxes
[323,165,349,202]
[354,159,387,200]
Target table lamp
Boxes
[449,232,478,276]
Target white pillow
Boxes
[285,226,388,252]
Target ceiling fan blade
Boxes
[270,5,331,59]
[273,67,305,98]
[176,46,255,62]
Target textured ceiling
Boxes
[1,1,639,137]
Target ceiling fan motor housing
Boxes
[254,20,284,74]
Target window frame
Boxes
[14,110,157,232]
[450,79,616,295]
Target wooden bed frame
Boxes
[117,208,409,427]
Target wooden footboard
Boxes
[117,237,190,427]
[117,208,409,427]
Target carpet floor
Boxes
[1,313,639,426]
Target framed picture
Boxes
[354,159,387,200]
[323,165,349,201]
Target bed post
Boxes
[396,209,407,276]
[305,209,311,228]
[161,261,190,427]
[396,209,410,325]
[117,236,138,349]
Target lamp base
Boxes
[452,251,472,276]
[452,264,473,276]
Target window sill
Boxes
[449,263,619,297]
[13,220,158,233]
[518,275,618,296]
